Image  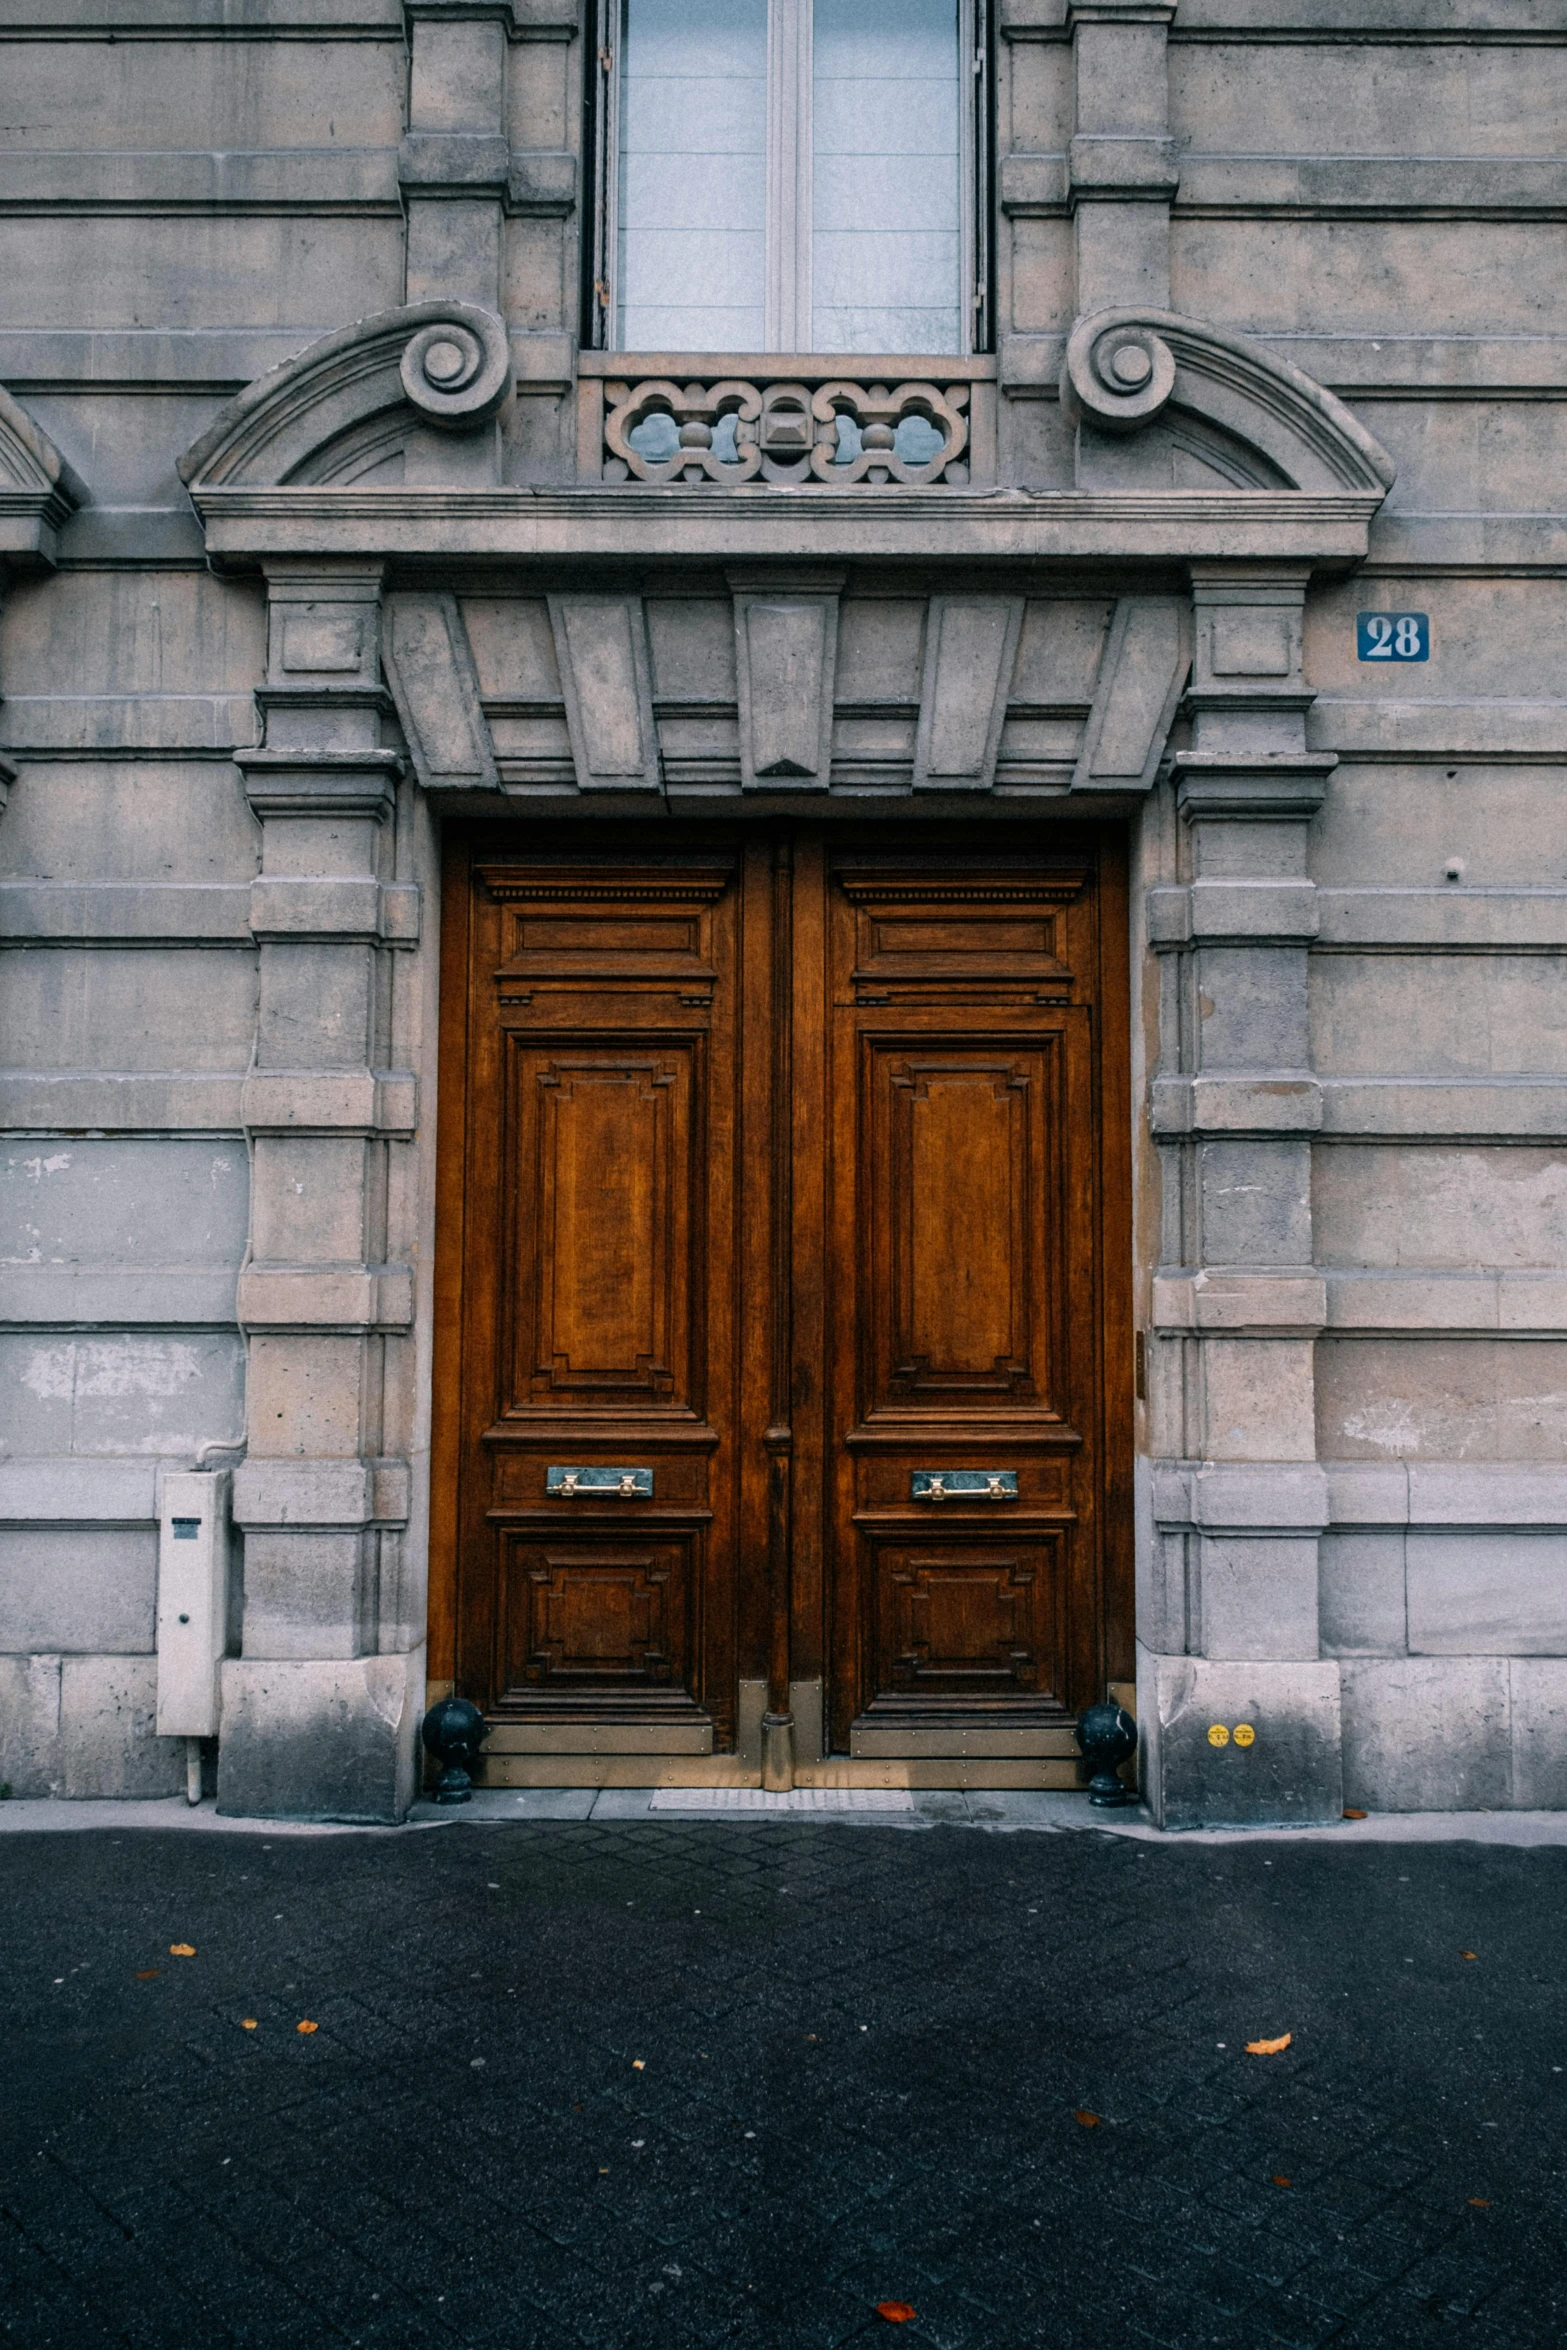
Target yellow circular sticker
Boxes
[1207,1724,1230,1747]
[1233,1723,1256,1748]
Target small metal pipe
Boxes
[762,1440,795,1791]
[185,1737,203,1806]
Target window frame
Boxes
[585,0,992,359]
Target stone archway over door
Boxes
[433,824,1132,1790]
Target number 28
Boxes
[1361,613,1426,659]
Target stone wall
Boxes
[0,0,1563,1818]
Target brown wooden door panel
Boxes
[860,1530,1069,1717]
[499,1533,706,1717]
[452,848,745,1741]
[437,825,1131,1769]
[506,1043,700,1415]
[823,852,1111,1749]
[864,1036,1077,1418]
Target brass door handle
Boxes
[546,1466,654,1498]
[911,1470,1018,1501]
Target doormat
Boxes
[648,1787,915,1814]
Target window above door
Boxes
[590,0,989,357]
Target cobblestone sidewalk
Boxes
[3,1820,1564,2350]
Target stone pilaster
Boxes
[399,0,579,309]
[218,564,424,1822]
[401,0,512,309]
[1141,564,1343,1827]
[1068,0,1179,315]
[399,0,579,473]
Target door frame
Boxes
[427,814,1134,1788]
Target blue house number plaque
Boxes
[1357,612,1429,661]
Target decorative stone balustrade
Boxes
[599,374,972,487]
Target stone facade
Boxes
[1,0,1563,1823]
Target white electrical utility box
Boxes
[155,1469,231,1738]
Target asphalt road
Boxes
[3,1818,1564,2349]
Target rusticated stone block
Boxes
[60,1655,184,1798]
[1511,1662,1567,1809]
[1138,1649,1343,1829]
[0,1653,63,1796]
[216,1651,422,1823]
[1340,1657,1510,1812]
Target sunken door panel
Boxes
[865,1043,1065,1418]
[508,1045,698,1416]
[498,1534,701,1721]
[866,1533,1067,1709]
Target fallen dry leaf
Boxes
[875,2304,916,2324]
[632,2058,645,2070]
[1468,2198,1491,2209]
[169,1944,196,1958]
[1462,1951,1477,1961]
[241,2019,258,2031]
[1246,2034,1293,2056]
[1271,2175,1292,2188]
[134,1969,160,1981]
[1342,1808,1368,1820]
[296,2019,318,2035]
[1074,2109,1101,2128]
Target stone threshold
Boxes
[5,1791,1567,1844]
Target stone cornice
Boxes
[187,485,1387,568]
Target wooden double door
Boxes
[435,825,1131,1770]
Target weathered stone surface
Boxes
[0,1334,245,1461]
[59,1655,185,1799]
[1511,1661,1567,1809]
[0,1652,62,1795]
[0,946,257,1071]
[1196,1535,1320,1663]
[1319,1531,1408,1659]
[1139,1650,1343,1830]
[1200,1138,1313,1265]
[216,1651,422,1823]
[240,1532,372,1660]
[1317,1340,1567,1464]
[0,1136,247,1326]
[1340,1657,1512,1813]
[1202,1341,1318,1461]
[0,1529,156,1655]
[1407,1533,1567,1656]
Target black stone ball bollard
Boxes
[1074,1700,1138,1808]
[421,1696,488,1805]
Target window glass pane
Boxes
[812,0,963,355]
[617,0,769,352]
